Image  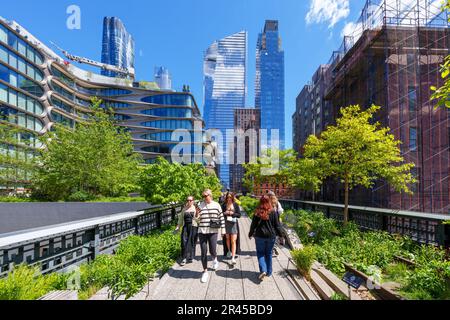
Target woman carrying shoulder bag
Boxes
[248,195,284,282]
[221,192,241,265]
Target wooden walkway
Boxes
[132,216,304,300]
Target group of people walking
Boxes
[175,189,284,283]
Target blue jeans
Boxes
[255,237,276,276]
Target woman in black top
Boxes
[248,195,284,281]
[221,192,241,265]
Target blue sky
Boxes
[1,0,367,148]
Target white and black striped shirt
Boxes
[197,201,226,234]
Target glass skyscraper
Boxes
[203,31,247,188]
[255,20,285,150]
[101,17,135,78]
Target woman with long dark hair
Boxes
[248,195,284,281]
[221,192,241,265]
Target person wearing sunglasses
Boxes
[175,196,199,266]
[197,189,226,283]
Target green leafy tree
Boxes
[430,0,450,108]
[0,121,37,194]
[301,105,416,225]
[243,149,297,193]
[32,98,142,201]
[139,157,222,205]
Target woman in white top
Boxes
[175,196,199,265]
[197,189,226,283]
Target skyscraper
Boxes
[154,66,172,90]
[203,31,247,188]
[255,20,285,150]
[101,17,135,78]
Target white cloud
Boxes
[341,21,363,39]
[306,0,350,28]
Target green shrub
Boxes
[66,191,95,202]
[0,265,65,300]
[283,210,340,245]
[331,292,348,300]
[79,227,181,299]
[0,196,35,203]
[292,246,316,279]
[240,196,259,218]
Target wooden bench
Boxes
[38,290,78,300]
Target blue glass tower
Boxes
[101,17,135,78]
[255,20,285,150]
[203,31,247,189]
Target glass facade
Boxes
[141,107,192,118]
[142,119,193,130]
[0,18,206,167]
[101,17,135,78]
[142,94,194,107]
[255,20,285,150]
[203,31,247,188]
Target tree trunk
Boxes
[344,176,349,226]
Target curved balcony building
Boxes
[0,18,205,164]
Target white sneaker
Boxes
[201,271,209,283]
[212,259,219,271]
[231,258,237,265]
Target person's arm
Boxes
[248,216,258,238]
[175,210,184,231]
[217,203,226,235]
[233,203,241,218]
[272,212,284,237]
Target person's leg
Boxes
[209,233,218,261]
[265,237,276,276]
[180,227,187,259]
[190,226,198,260]
[199,233,208,271]
[226,234,231,256]
[255,237,267,274]
[231,234,237,257]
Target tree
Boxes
[430,0,450,108]
[242,149,297,194]
[0,121,37,194]
[301,105,416,225]
[139,157,222,205]
[32,98,142,201]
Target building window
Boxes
[408,87,416,113]
[409,127,417,151]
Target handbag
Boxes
[207,207,221,229]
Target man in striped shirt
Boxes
[197,189,226,283]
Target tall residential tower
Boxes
[203,31,247,188]
[255,20,285,150]
[101,17,135,78]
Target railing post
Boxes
[171,207,176,222]
[93,226,100,260]
[156,210,162,229]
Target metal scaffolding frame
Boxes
[320,0,450,214]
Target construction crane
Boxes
[50,41,135,79]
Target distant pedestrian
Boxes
[197,189,226,283]
[175,196,199,265]
[221,192,241,265]
[248,195,284,282]
[268,191,285,249]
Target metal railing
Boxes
[279,199,450,247]
[0,203,182,278]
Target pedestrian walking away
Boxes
[197,189,226,283]
[248,195,284,282]
[174,196,199,265]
